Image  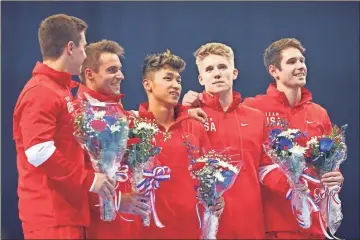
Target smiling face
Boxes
[89,52,124,95]
[197,54,238,94]
[264,38,307,89]
[269,47,307,88]
[80,40,125,95]
[141,49,186,107]
[143,65,182,106]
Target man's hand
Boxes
[182,90,203,107]
[91,173,116,200]
[294,182,309,194]
[209,197,225,217]
[321,171,344,187]
[188,108,208,123]
[119,192,151,219]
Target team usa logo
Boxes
[204,117,217,132]
[265,112,288,128]
[65,96,74,113]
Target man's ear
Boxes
[232,68,239,81]
[198,75,205,86]
[143,78,152,92]
[84,68,94,82]
[66,41,75,55]
[269,65,279,80]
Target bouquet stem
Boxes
[291,189,312,229]
[132,164,150,227]
[201,208,219,240]
[99,195,116,222]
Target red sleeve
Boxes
[242,97,257,108]
[321,109,345,191]
[20,85,94,190]
[258,117,291,198]
[322,109,333,135]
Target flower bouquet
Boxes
[124,115,169,227]
[71,93,129,221]
[305,124,348,237]
[184,137,242,239]
[263,128,313,228]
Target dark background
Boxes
[2,1,359,239]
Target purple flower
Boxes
[271,129,281,137]
[208,159,219,164]
[221,170,234,188]
[104,116,116,125]
[319,138,334,153]
[279,136,293,150]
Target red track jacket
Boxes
[76,84,143,239]
[13,62,94,233]
[243,83,334,238]
[138,103,210,239]
[199,91,266,239]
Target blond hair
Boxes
[194,42,235,67]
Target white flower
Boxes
[214,170,225,182]
[110,125,120,133]
[278,128,300,138]
[197,157,208,163]
[136,122,159,133]
[306,137,319,147]
[93,110,106,120]
[218,160,239,174]
[289,144,308,155]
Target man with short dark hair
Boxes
[13,14,113,239]
[78,39,151,239]
[138,49,224,239]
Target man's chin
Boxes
[205,86,231,95]
[167,99,179,107]
[110,89,121,95]
[295,80,306,87]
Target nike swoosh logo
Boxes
[306,120,316,124]
[241,123,249,127]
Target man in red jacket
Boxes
[13,14,114,239]
[78,39,151,239]
[183,39,344,239]
[138,49,224,239]
[184,42,268,238]
[243,38,344,239]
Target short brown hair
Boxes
[38,14,88,60]
[80,40,125,82]
[263,38,306,71]
[142,49,186,79]
[194,42,235,67]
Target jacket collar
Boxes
[77,83,124,103]
[202,90,242,112]
[266,83,312,107]
[138,102,190,123]
[32,62,78,89]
